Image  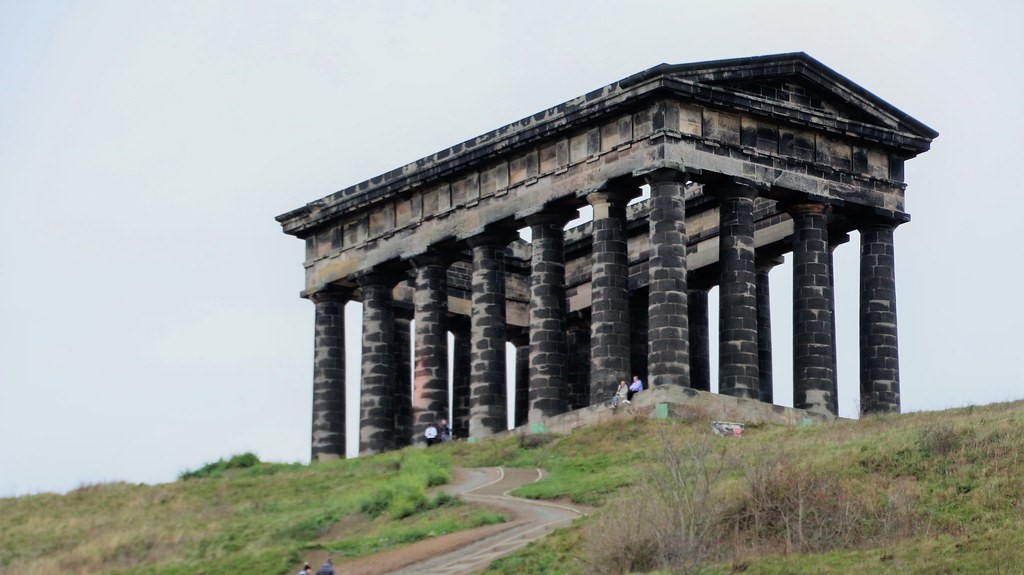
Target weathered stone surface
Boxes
[413,256,449,444]
[716,184,760,400]
[789,203,836,416]
[859,219,901,414]
[645,168,690,388]
[359,275,397,454]
[587,189,635,403]
[468,233,510,438]
[310,291,347,460]
[526,212,573,421]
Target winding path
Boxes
[329,467,589,575]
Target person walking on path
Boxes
[297,563,312,575]
[627,375,643,402]
[314,558,335,575]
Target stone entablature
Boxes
[278,53,936,459]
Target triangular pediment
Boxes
[717,77,880,124]
[651,52,938,140]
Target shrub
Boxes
[579,495,661,574]
[517,432,557,449]
[579,427,733,574]
[179,452,261,480]
[578,425,931,573]
[358,449,454,520]
[387,478,428,520]
[736,450,927,555]
[920,423,962,457]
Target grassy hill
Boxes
[4,400,1024,574]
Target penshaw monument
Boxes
[277,53,936,460]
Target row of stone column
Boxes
[307,168,904,460]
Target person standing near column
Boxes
[424,423,438,446]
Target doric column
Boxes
[526,211,573,421]
[358,273,397,454]
[512,332,529,427]
[716,183,760,399]
[755,257,783,404]
[645,168,690,388]
[468,232,511,438]
[412,254,450,444]
[309,290,348,461]
[789,202,837,415]
[450,318,471,440]
[393,310,413,447]
[687,287,711,392]
[587,187,635,403]
[859,218,902,414]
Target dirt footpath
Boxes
[314,467,589,575]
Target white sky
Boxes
[2,0,1021,496]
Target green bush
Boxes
[179,452,261,480]
[358,449,453,519]
[388,483,427,520]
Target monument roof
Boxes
[278,52,936,236]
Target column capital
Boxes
[355,269,398,289]
[704,173,770,198]
[410,249,456,268]
[786,201,830,217]
[638,163,696,186]
[828,232,851,252]
[857,212,906,232]
[524,208,577,228]
[466,228,517,249]
[710,177,762,200]
[755,255,785,273]
[586,184,641,209]
[306,287,352,305]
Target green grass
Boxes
[481,402,1024,574]
[0,447,465,575]
[5,400,1024,574]
[483,523,584,575]
[322,507,505,558]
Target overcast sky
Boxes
[2,0,1021,497]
